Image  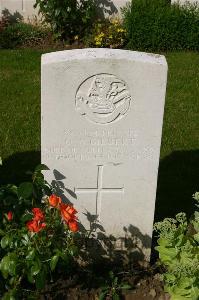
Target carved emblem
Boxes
[75,74,131,124]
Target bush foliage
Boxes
[0,22,48,49]
[123,0,199,51]
[34,0,97,41]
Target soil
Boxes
[39,265,170,300]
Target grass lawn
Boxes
[0,49,198,219]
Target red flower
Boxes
[26,208,46,233]
[26,219,46,233]
[32,208,44,221]
[68,219,78,232]
[49,194,61,208]
[7,211,13,221]
[60,203,77,223]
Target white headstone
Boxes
[41,49,167,259]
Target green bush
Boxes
[0,164,79,299]
[123,0,199,51]
[34,0,97,42]
[0,23,48,49]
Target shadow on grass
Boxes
[0,151,40,185]
[154,149,199,222]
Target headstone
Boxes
[41,49,167,259]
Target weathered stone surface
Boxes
[41,48,167,258]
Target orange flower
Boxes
[7,211,13,221]
[26,219,46,233]
[32,208,44,221]
[59,203,78,232]
[49,194,61,208]
[68,219,78,232]
[60,203,77,222]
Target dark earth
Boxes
[39,264,170,300]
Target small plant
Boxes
[154,192,199,300]
[99,271,131,300]
[85,18,127,48]
[0,165,79,299]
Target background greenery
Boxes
[0,49,198,220]
[123,0,199,51]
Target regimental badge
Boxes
[75,74,131,124]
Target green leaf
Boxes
[1,236,10,249]
[21,213,33,224]
[120,284,131,290]
[112,293,120,300]
[35,164,49,171]
[8,185,18,195]
[2,290,16,300]
[0,229,5,236]
[113,276,118,285]
[21,233,30,246]
[157,237,172,247]
[35,269,46,290]
[9,259,17,276]
[18,182,33,199]
[0,256,9,278]
[156,246,178,264]
[69,245,78,256]
[194,232,199,242]
[26,249,36,260]
[99,291,107,300]
[31,261,41,277]
[50,255,59,271]
[27,272,34,284]
[0,253,17,278]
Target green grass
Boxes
[0,49,198,219]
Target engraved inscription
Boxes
[74,165,124,218]
[43,128,156,162]
[76,74,131,124]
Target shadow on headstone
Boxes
[154,149,199,222]
[95,0,118,18]
[1,8,23,25]
[51,171,151,266]
[75,218,151,268]
[0,151,40,185]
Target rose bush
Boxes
[0,165,79,299]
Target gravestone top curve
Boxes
[42,48,167,67]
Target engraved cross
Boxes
[74,165,124,218]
